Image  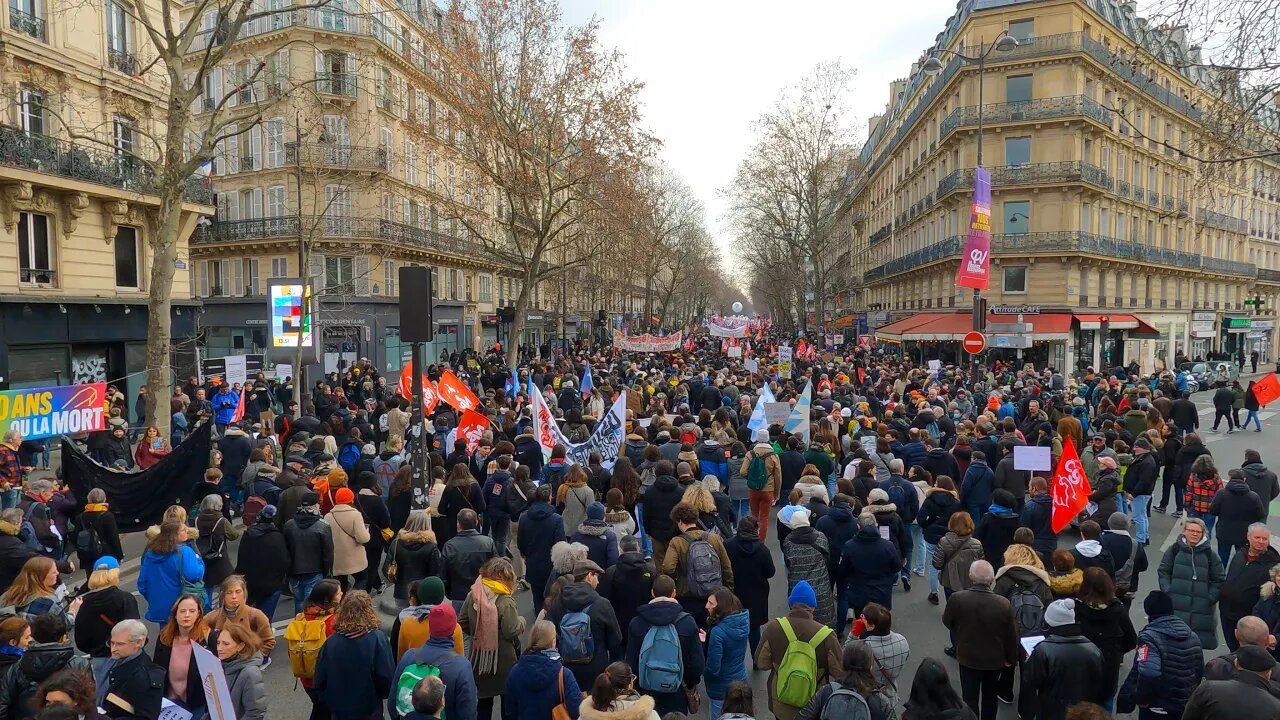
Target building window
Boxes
[1005,74,1033,104]
[465,274,473,301]
[105,0,135,73]
[113,226,139,289]
[431,266,440,299]
[265,118,284,167]
[113,115,135,158]
[479,273,492,302]
[241,257,259,295]
[9,0,44,40]
[1002,266,1027,293]
[1003,200,1030,233]
[17,211,53,285]
[1004,136,1031,166]
[20,88,45,135]
[1007,18,1034,42]
[265,185,286,218]
[324,256,354,293]
[270,256,288,277]
[383,260,395,296]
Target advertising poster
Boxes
[956,167,992,289]
[0,383,107,440]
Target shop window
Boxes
[1002,266,1027,294]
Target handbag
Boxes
[684,684,701,715]
[551,668,573,720]
[384,538,399,583]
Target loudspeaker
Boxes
[399,266,434,342]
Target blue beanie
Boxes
[788,580,817,609]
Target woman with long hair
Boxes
[388,465,415,531]
[31,668,100,718]
[215,623,267,720]
[313,591,394,720]
[460,558,525,720]
[73,556,140,662]
[134,426,171,470]
[609,458,642,512]
[0,556,80,624]
[556,464,595,536]
[153,594,214,711]
[703,589,749,719]
[1075,567,1136,711]
[603,489,636,539]
[203,576,275,660]
[903,657,977,720]
[385,511,443,611]
[580,661,659,720]
[138,519,205,620]
[435,464,485,546]
[195,493,240,596]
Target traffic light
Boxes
[1245,295,1265,315]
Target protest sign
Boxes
[1014,445,1052,472]
[0,383,106,440]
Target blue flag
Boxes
[506,368,519,397]
[747,384,776,433]
[581,364,594,399]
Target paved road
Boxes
[85,382,1280,719]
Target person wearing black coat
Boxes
[1020,481,1056,565]
[974,489,1021,567]
[75,498,124,570]
[353,482,393,591]
[779,442,807,505]
[1170,436,1211,514]
[384,524,443,610]
[101,426,135,469]
[597,536,655,645]
[73,566,141,659]
[1124,445,1160,545]
[512,433,544,481]
[234,512,291,618]
[724,516,776,656]
[960,454,995,527]
[815,498,858,577]
[1118,591,1205,718]
[546,572,623,693]
[1075,572,1138,707]
[1217,536,1280,652]
[636,469,683,564]
[1208,471,1266,567]
[434,475,485,548]
[515,489,566,603]
[1023,604,1108,720]
[99,636,166,720]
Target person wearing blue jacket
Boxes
[960,451,995,529]
[837,515,902,622]
[137,520,205,622]
[502,619,581,720]
[315,590,396,720]
[703,589,750,719]
[694,438,728,486]
[1118,590,1204,719]
[211,384,239,432]
[389,604,477,720]
[626,575,705,716]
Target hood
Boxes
[244,523,280,541]
[988,505,1018,519]
[856,524,883,541]
[604,509,632,525]
[751,445,776,458]
[19,643,77,682]
[579,694,657,720]
[1146,614,1196,643]
[559,582,601,612]
[292,514,324,530]
[378,451,400,461]
[926,447,950,458]
[825,503,854,524]
[0,520,17,537]
[514,650,569,686]
[615,551,651,576]
[712,610,751,640]
[222,656,260,682]
[1075,539,1103,557]
[635,599,688,626]
[869,502,898,515]
[652,474,679,492]
[525,501,557,522]
[1226,478,1254,495]
[994,563,1051,585]
[1242,462,1273,481]
[925,487,959,503]
[625,438,648,449]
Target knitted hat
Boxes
[258,505,278,523]
[789,508,811,528]
[1133,437,1153,452]
[753,429,770,444]
[586,502,605,522]
[676,462,693,478]
[362,443,376,455]
[1044,599,1076,627]
[788,580,817,609]
[416,576,445,605]
[428,603,457,638]
[1108,512,1130,531]
[1144,590,1174,618]
[334,488,355,505]
[868,488,889,504]
[1237,645,1277,672]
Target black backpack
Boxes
[75,514,102,557]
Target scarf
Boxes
[469,577,510,675]
[84,503,109,513]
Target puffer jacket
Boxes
[222,656,267,720]
[1086,468,1121,525]
[839,523,902,611]
[703,610,750,701]
[1253,582,1280,659]
[782,526,835,626]
[695,440,729,485]
[0,641,90,720]
[726,451,750,501]
[933,532,984,593]
[1158,536,1226,649]
[1208,478,1265,548]
[386,530,442,601]
[1118,614,1204,717]
[917,487,960,545]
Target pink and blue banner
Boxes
[0,383,108,440]
[956,167,992,290]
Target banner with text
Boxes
[707,316,749,338]
[956,167,992,290]
[612,330,683,353]
[531,389,627,470]
[0,383,107,440]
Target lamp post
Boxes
[921,32,1018,345]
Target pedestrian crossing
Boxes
[1194,406,1273,441]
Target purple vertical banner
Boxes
[955,167,992,290]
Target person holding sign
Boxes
[95,620,163,720]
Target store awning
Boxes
[874,312,1072,341]
[1073,313,1160,337]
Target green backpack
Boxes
[776,617,832,707]
[746,454,769,491]
[395,662,443,718]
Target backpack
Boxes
[196,518,226,561]
[682,531,723,598]
[74,515,102,557]
[379,413,389,434]
[374,457,400,497]
[338,443,362,473]
[557,605,595,664]
[394,662,443,717]
[637,614,687,693]
[776,617,833,707]
[19,502,47,553]
[822,684,872,720]
[746,454,769,491]
[884,479,907,511]
[241,496,267,527]
[1009,581,1046,637]
[925,421,941,442]
[284,613,329,680]
[640,465,657,489]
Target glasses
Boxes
[108,639,140,648]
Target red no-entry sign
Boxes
[962,331,986,355]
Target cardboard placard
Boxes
[764,402,792,427]
[1014,445,1052,472]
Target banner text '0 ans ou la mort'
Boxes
[0,383,108,440]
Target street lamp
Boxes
[919,31,1018,342]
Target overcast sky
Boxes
[560,0,959,265]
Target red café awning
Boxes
[875,312,1073,341]
[1073,313,1160,336]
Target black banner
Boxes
[62,422,213,532]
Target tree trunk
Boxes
[144,192,183,435]
[504,278,532,369]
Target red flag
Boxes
[1050,436,1092,533]
[1253,372,1280,407]
[230,387,246,424]
[437,370,479,412]
[421,379,439,415]
[457,409,489,453]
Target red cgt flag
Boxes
[1253,372,1280,407]
[457,409,489,453]
[1050,436,1093,533]
[437,370,480,412]
[397,362,440,414]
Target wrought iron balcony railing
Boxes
[1258,268,1280,284]
[192,214,479,256]
[8,7,44,40]
[1196,208,1249,234]
[1201,257,1257,277]
[1118,180,1130,198]
[937,161,1113,198]
[19,267,55,285]
[317,72,357,97]
[939,95,1112,138]
[0,125,213,204]
[284,142,391,172]
[108,48,139,75]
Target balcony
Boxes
[937,161,1113,198]
[285,142,391,172]
[0,125,213,204]
[108,48,139,75]
[192,214,478,256]
[1259,268,1280,284]
[8,7,44,40]
[1163,195,1175,211]
[317,72,357,97]
[1148,189,1160,206]
[868,224,892,245]
[19,267,55,286]
[1201,257,1257,277]
[939,95,1112,138]
[1118,180,1131,198]
[1197,208,1249,234]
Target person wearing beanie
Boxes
[1101,511,1142,601]
[325,485,371,590]
[740,429,781,540]
[755,578,842,720]
[389,602,476,720]
[1024,598,1108,720]
[569,501,620,570]
[1125,437,1160,545]
[1183,644,1280,718]
[1117,590,1205,718]
[283,490,334,613]
[781,504,836,628]
[234,503,291,620]
[390,575,462,661]
[838,514,903,639]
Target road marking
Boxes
[1160,514,1185,552]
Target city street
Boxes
[77,379,1280,719]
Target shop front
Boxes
[1072,314,1161,372]
[1222,315,1253,359]
[874,309,1072,370]
[480,314,500,351]
[1246,318,1275,367]
[1190,311,1216,361]
[522,313,546,352]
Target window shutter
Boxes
[199,260,210,297]
[249,126,262,170]
[355,256,369,296]
[231,255,244,296]
[226,191,240,220]
[226,123,239,174]
[309,252,324,289]
[250,188,263,218]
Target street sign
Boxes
[992,334,1032,349]
[986,322,1032,334]
[962,331,986,354]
